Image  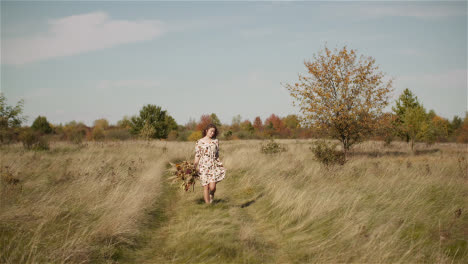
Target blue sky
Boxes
[1,1,467,126]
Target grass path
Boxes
[120,167,283,264]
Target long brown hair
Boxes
[202,123,218,139]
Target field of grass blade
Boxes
[1,139,467,263]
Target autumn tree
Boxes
[253,116,263,132]
[196,114,213,131]
[240,120,254,134]
[284,45,393,157]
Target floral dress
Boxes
[195,138,226,186]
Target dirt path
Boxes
[119,167,283,264]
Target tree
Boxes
[240,120,254,134]
[284,45,393,157]
[196,114,213,131]
[231,114,242,132]
[264,114,287,138]
[0,93,26,129]
[185,117,197,130]
[283,114,300,130]
[117,116,132,129]
[210,113,222,127]
[392,88,421,142]
[31,116,53,134]
[401,105,429,151]
[93,118,109,130]
[253,116,263,131]
[130,104,175,139]
[456,112,468,143]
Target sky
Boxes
[1,0,467,127]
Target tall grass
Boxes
[1,139,467,263]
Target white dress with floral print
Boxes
[195,138,226,186]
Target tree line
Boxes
[1,45,467,153]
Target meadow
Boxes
[1,139,467,263]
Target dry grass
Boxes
[1,139,467,263]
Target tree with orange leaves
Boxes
[283,45,393,157]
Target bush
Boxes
[70,130,85,145]
[310,140,345,166]
[260,140,286,154]
[33,136,50,151]
[223,130,233,140]
[91,127,105,141]
[167,130,178,141]
[19,129,49,151]
[105,128,132,141]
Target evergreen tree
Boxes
[392,88,421,142]
[31,116,53,134]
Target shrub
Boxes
[19,129,49,150]
[167,130,178,141]
[70,130,85,145]
[105,128,132,141]
[260,139,286,154]
[310,140,345,166]
[91,126,105,141]
[223,130,233,140]
[33,136,50,151]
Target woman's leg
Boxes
[203,185,210,204]
[209,182,216,201]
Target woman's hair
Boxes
[202,123,218,139]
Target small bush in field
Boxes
[18,129,49,150]
[105,128,132,141]
[261,140,286,154]
[310,140,345,166]
[33,136,50,151]
[70,130,84,145]
[383,135,393,147]
[19,129,39,149]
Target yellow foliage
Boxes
[188,131,202,141]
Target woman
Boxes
[193,123,226,204]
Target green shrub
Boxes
[260,140,286,154]
[310,140,345,166]
[19,129,49,151]
[31,116,53,134]
[223,130,233,140]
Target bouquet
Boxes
[168,161,199,192]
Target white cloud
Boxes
[2,11,166,65]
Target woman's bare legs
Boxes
[203,182,217,204]
[209,182,216,203]
[203,185,210,204]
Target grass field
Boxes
[1,139,467,263]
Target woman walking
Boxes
[193,124,226,204]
